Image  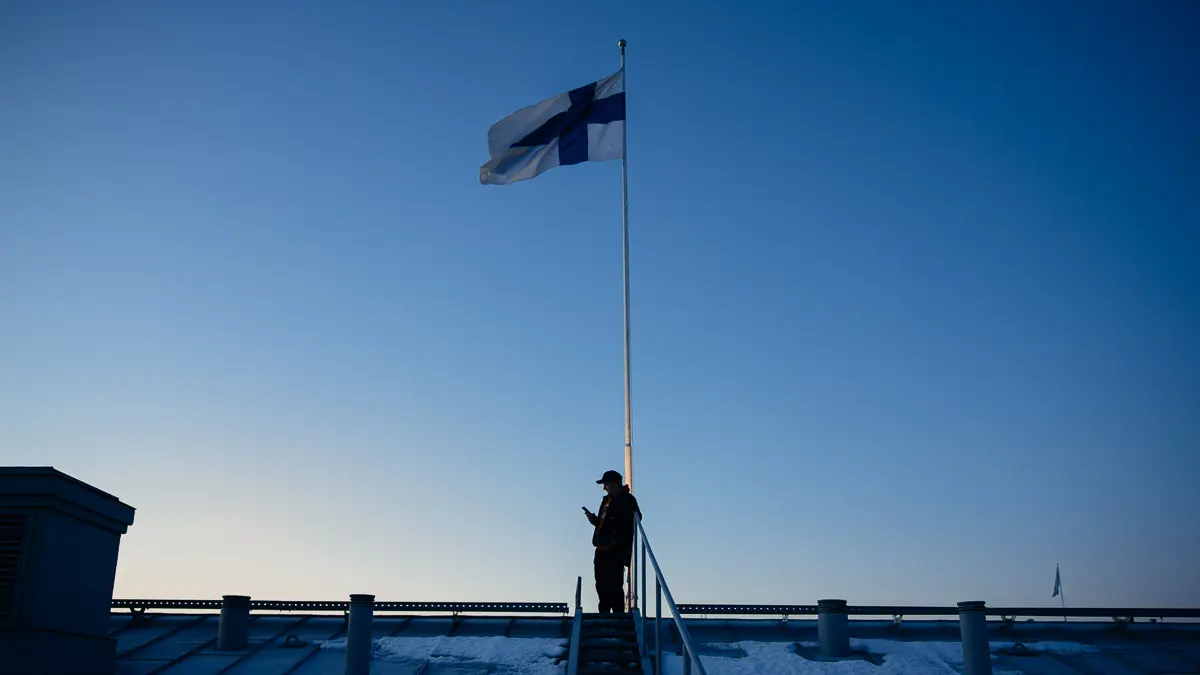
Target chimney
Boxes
[0,467,136,675]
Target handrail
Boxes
[634,514,706,675]
[566,577,584,675]
[675,604,1200,619]
[111,599,569,614]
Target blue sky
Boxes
[2,1,1197,609]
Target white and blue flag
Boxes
[480,69,625,185]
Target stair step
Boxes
[578,649,642,661]
[581,638,638,646]
[572,613,643,674]
[578,638,638,648]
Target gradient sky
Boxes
[2,1,1198,610]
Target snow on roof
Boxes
[318,636,565,674]
[658,639,1107,675]
[111,612,1200,675]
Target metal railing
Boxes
[566,577,584,675]
[675,604,1200,620]
[632,514,707,675]
[111,599,569,614]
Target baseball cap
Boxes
[596,470,623,485]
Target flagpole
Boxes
[618,37,636,612]
[620,38,633,497]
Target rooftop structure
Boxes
[5,468,1198,675]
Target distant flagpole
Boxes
[1054,563,1066,622]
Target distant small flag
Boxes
[480,70,625,185]
[1052,564,1062,598]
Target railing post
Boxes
[639,534,647,649]
[630,527,637,614]
[217,595,250,650]
[346,594,375,675]
[627,525,636,612]
[634,524,642,612]
[655,579,661,671]
[575,576,582,613]
[958,601,992,675]
[817,599,850,657]
[641,538,647,627]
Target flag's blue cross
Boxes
[512,83,625,166]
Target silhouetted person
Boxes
[584,470,640,613]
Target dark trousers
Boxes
[594,548,626,613]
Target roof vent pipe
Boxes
[817,598,850,657]
[217,595,250,650]
[346,593,375,675]
[958,601,992,675]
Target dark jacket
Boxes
[590,486,643,565]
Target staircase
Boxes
[566,515,707,674]
[573,613,644,673]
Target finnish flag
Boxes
[480,70,625,185]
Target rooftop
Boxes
[109,604,1200,675]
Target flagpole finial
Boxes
[618,39,626,52]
